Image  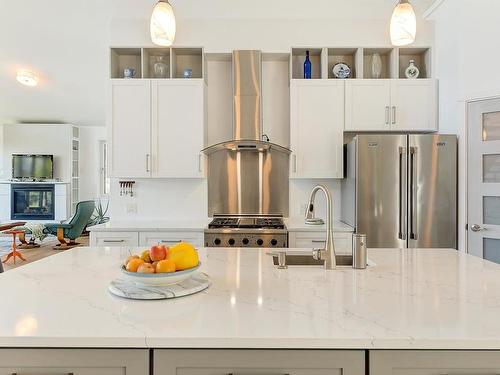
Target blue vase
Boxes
[304,50,312,79]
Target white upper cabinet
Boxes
[109,79,206,179]
[345,80,392,131]
[391,79,437,131]
[151,80,206,178]
[109,80,151,178]
[345,78,438,132]
[290,80,345,178]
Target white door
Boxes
[345,80,391,131]
[468,98,500,261]
[151,79,205,178]
[391,79,437,132]
[109,80,151,178]
[290,80,344,178]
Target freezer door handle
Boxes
[398,147,407,240]
[409,146,418,240]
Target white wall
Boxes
[1,124,72,181]
[79,126,106,201]
[429,0,500,251]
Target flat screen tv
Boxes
[12,154,54,180]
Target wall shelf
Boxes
[110,47,204,80]
[398,47,431,79]
[110,48,142,79]
[290,48,323,80]
[289,46,432,81]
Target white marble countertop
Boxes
[2,247,500,349]
[88,219,353,233]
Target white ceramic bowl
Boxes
[120,262,201,286]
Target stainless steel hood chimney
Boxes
[203,50,291,217]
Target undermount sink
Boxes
[269,251,373,268]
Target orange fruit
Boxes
[123,255,139,267]
[156,259,176,273]
[126,258,145,272]
[167,242,199,270]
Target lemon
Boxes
[167,242,199,270]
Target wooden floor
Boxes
[2,236,89,271]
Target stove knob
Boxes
[214,238,221,246]
[256,239,264,246]
[242,238,249,245]
[270,239,278,246]
[228,238,235,246]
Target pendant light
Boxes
[150,0,176,47]
[390,0,416,46]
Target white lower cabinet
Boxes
[154,349,365,375]
[288,231,353,254]
[139,231,204,247]
[0,349,148,375]
[91,231,139,247]
[370,350,500,375]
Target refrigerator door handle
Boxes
[409,147,418,240]
[398,147,407,240]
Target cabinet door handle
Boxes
[292,154,297,172]
[103,239,125,243]
[146,154,151,172]
[392,106,396,125]
[311,240,325,243]
[385,106,390,125]
[198,154,202,173]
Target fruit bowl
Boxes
[120,262,201,286]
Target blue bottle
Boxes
[304,50,312,79]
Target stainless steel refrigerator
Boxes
[341,134,457,249]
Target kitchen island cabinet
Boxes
[0,349,148,374]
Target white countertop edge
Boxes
[3,337,500,350]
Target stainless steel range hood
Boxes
[203,50,291,217]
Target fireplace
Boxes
[11,184,55,220]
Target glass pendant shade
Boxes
[150,0,176,47]
[390,0,416,46]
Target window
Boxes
[99,140,110,196]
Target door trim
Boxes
[465,94,500,254]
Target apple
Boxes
[123,255,139,267]
[137,263,155,274]
[150,245,168,261]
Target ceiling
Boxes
[0,0,436,127]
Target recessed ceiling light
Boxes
[16,69,39,87]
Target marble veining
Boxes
[1,247,500,349]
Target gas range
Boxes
[204,215,288,248]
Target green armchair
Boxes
[18,201,95,250]
[45,200,95,249]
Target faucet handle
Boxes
[312,249,322,261]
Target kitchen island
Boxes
[2,246,500,374]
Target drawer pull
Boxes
[311,240,325,243]
[103,239,125,243]
[160,240,183,243]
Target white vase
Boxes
[371,53,383,79]
[405,60,420,79]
